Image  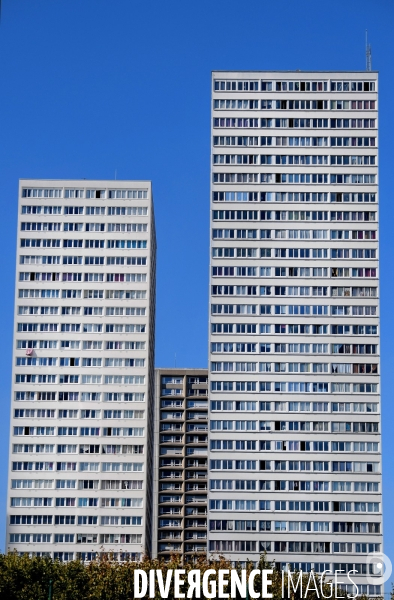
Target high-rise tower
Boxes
[7,179,156,562]
[208,72,381,595]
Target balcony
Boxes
[160,483,182,491]
[159,508,181,515]
[161,400,184,408]
[160,471,183,479]
[162,377,183,385]
[186,435,208,444]
[186,459,207,468]
[187,377,208,385]
[159,494,183,503]
[159,532,182,540]
[160,448,183,456]
[185,533,207,540]
[158,543,182,552]
[187,424,208,432]
[187,389,208,397]
[160,424,183,432]
[187,400,208,409]
[186,507,207,516]
[161,389,183,397]
[186,448,207,456]
[186,472,206,480]
[185,519,207,528]
[186,412,208,420]
[161,411,184,420]
[161,435,184,444]
[160,459,183,467]
[186,483,207,492]
[159,519,182,528]
[185,496,207,504]
[184,544,206,553]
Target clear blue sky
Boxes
[0,0,393,584]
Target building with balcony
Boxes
[152,369,208,559]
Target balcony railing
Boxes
[186,484,207,492]
[185,496,207,504]
[185,545,206,553]
[185,520,207,528]
[186,472,207,480]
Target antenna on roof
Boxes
[366,30,372,71]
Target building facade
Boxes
[152,368,208,560]
[208,71,381,594]
[7,179,156,562]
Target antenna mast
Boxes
[366,30,372,71]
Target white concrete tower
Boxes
[208,72,381,595]
[7,179,156,562]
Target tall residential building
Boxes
[152,368,208,560]
[208,71,381,594]
[7,179,156,562]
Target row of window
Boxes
[213,99,376,111]
[210,480,379,493]
[213,322,378,336]
[211,285,377,297]
[21,222,147,232]
[14,409,144,418]
[15,392,145,402]
[214,118,377,130]
[13,444,143,454]
[214,401,377,413]
[213,324,378,338]
[212,303,377,316]
[210,519,379,533]
[13,427,145,437]
[10,515,142,525]
[17,323,147,334]
[16,357,145,367]
[12,461,143,472]
[211,362,378,374]
[211,381,378,393]
[213,247,376,259]
[213,136,376,147]
[214,324,378,335]
[45,552,141,562]
[21,239,147,249]
[22,188,148,199]
[211,420,378,432]
[212,229,377,240]
[211,441,379,453]
[15,375,145,385]
[213,154,376,165]
[212,343,378,357]
[9,533,142,544]
[10,495,142,506]
[215,173,376,184]
[19,272,147,283]
[20,256,147,265]
[17,339,145,349]
[21,206,148,216]
[214,80,376,92]
[19,289,147,300]
[210,498,379,510]
[214,192,377,204]
[213,267,377,278]
[209,540,379,554]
